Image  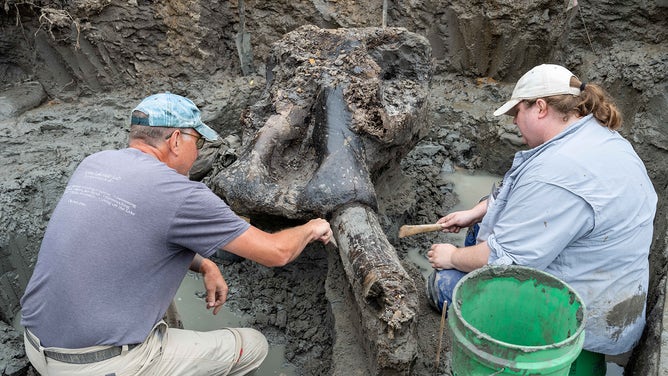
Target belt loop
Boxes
[121,344,129,355]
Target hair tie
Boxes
[579,82,587,91]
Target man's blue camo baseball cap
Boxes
[131,92,219,141]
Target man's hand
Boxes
[308,218,333,245]
[200,258,228,315]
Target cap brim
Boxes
[493,98,522,117]
[193,122,219,142]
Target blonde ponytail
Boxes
[576,82,623,130]
[544,77,623,130]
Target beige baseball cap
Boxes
[493,64,582,117]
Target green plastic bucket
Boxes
[448,265,586,376]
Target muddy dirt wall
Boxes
[1,0,667,375]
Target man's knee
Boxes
[240,328,268,359]
[426,268,467,313]
[233,328,268,372]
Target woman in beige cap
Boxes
[426,64,657,373]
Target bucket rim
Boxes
[450,264,587,351]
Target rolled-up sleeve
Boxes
[487,181,594,269]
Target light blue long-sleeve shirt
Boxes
[483,114,657,355]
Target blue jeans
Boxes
[426,224,479,312]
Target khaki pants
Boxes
[25,321,268,376]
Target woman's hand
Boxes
[437,199,488,233]
[427,243,457,270]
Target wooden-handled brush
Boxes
[398,224,443,238]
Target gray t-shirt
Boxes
[21,148,250,348]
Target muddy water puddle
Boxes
[406,169,502,280]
